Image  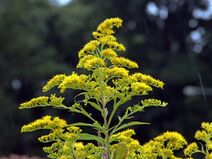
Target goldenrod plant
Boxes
[184,122,212,159]
[20,18,211,159]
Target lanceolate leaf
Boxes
[70,122,96,128]
[112,121,149,134]
[79,133,105,144]
[112,142,128,159]
[88,101,102,112]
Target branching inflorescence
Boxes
[20,18,212,159]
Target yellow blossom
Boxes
[207,143,212,150]
[140,131,187,159]
[195,130,208,141]
[106,67,129,77]
[104,86,117,97]
[206,153,212,159]
[201,122,212,133]
[131,73,164,88]
[184,142,198,157]
[59,73,88,93]
[93,17,123,39]
[110,56,138,68]
[42,74,66,92]
[111,129,135,143]
[98,35,117,44]
[83,56,105,70]
[106,41,126,51]
[43,141,63,154]
[19,96,49,109]
[141,98,168,107]
[74,142,84,150]
[101,48,117,57]
[131,82,153,95]
[154,131,187,150]
[21,116,67,133]
[78,55,105,70]
[77,55,96,68]
[67,126,82,134]
[38,132,56,143]
[49,94,64,106]
[78,40,100,58]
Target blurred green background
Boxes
[0,0,212,157]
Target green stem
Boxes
[68,106,96,122]
[101,98,111,158]
[108,94,132,128]
[110,109,134,136]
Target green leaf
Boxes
[112,142,128,159]
[88,101,102,112]
[79,133,105,144]
[70,122,96,128]
[113,121,149,134]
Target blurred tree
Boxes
[0,0,211,157]
[0,0,69,155]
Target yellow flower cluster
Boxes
[38,132,57,143]
[97,35,125,52]
[20,96,49,109]
[104,40,126,52]
[110,57,138,68]
[20,17,170,159]
[110,130,188,159]
[184,142,198,157]
[154,131,187,150]
[49,94,64,106]
[59,73,88,93]
[195,122,212,145]
[93,17,122,38]
[140,131,187,159]
[78,40,100,58]
[42,74,66,92]
[32,122,82,159]
[101,48,117,57]
[98,35,116,44]
[98,35,126,51]
[20,94,64,109]
[111,129,135,142]
[74,142,103,159]
[184,122,212,158]
[88,85,117,102]
[141,99,168,107]
[131,73,164,88]
[131,82,153,95]
[43,141,64,158]
[77,55,105,70]
[111,129,142,158]
[77,18,126,74]
[21,116,67,132]
[201,122,212,133]
[106,67,129,77]
[83,57,105,70]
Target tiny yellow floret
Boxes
[20,96,49,109]
[43,74,66,92]
[101,48,117,57]
[110,57,138,68]
[184,142,198,157]
[59,73,88,93]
